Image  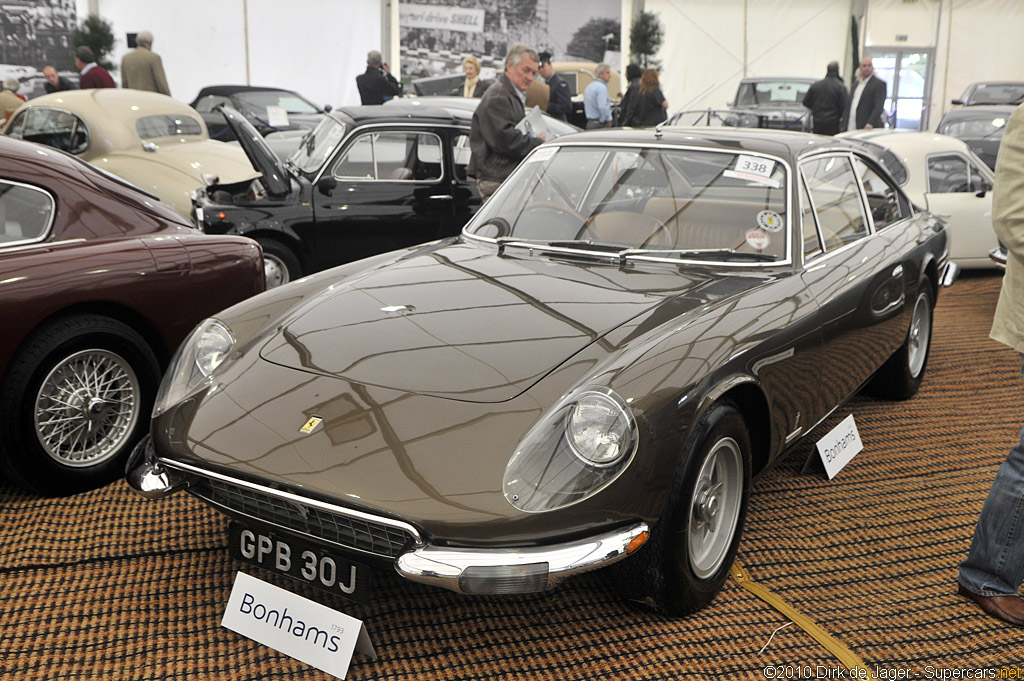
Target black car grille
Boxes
[190,477,415,558]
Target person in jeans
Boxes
[583,63,612,129]
[958,101,1024,627]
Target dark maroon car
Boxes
[0,136,264,495]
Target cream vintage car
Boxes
[841,129,998,269]
[2,89,257,218]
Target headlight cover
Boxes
[503,387,638,513]
[152,318,235,417]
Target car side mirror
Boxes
[951,99,964,105]
[323,104,332,113]
[976,188,988,198]
[317,176,337,196]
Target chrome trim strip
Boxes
[156,457,424,543]
[396,521,649,593]
[0,238,86,254]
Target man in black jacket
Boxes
[538,52,571,122]
[356,50,401,105]
[845,57,888,130]
[802,61,848,135]
[469,43,546,199]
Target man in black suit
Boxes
[356,50,401,105]
[538,51,571,122]
[845,57,888,130]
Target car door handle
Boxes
[892,264,903,279]
[428,195,453,201]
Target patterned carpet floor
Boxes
[2,271,1022,680]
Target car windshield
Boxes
[235,90,320,115]
[736,81,811,108]
[288,115,348,174]
[940,115,1009,140]
[465,144,789,263]
[967,83,1024,105]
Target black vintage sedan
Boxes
[193,104,481,287]
[129,126,955,615]
[936,104,1015,171]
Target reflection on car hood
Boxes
[258,241,718,403]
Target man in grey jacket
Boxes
[121,30,170,96]
[468,43,546,199]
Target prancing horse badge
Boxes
[299,416,323,434]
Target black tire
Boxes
[0,315,161,496]
[613,400,751,616]
[869,281,934,400]
[259,238,302,289]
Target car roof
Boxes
[939,104,1017,120]
[333,104,472,125]
[841,129,972,155]
[194,84,298,97]
[8,88,208,154]
[738,76,816,83]
[551,125,857,160]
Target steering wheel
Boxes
[639,217,673,248]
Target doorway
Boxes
[864,48,934,131]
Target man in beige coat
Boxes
[957,102,1024,627]
[121,30,170,96]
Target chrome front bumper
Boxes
[127,435,650,596]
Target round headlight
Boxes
[566,391,634,466]
[153,318,235,417]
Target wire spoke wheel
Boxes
[688,436,744,579]
[34,349,141,467]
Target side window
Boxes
[194,95,231,113]
[0,180,54,244]
[801,155,869,251]
[333,132,443,182]
[9,108,89,155]
[800,177,822,258]
[927,154,972,193]
[852,157,905,231]
[452,133,471,181]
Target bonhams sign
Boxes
[400,3,485,33]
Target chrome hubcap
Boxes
[34,349,141,467]
[263,253,291,289]
[907,291,931,377]
[689,437,743,579]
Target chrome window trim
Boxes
[7,105,91,155]
[465,141,795,269]
[312,121,471,187]
[798,152,875,264]
[0,178,58,247]
[157,456,424,544]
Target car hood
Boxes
[258,241,718,403]
[217,104,291,196]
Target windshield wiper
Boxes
[622,248,778,263]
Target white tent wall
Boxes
[933,0,1024,125]
[647,0,1024,131]
[647,0,851,115]
[75,0,383,110]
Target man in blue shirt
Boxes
[583,63,613,129]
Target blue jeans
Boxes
[958,358,1024,596]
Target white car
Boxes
[841,129,997,269]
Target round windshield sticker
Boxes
[757,210,783,233]
[746,229,770,250]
